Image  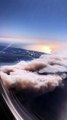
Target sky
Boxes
[0,0,67,52]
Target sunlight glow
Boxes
[42,46,52,53]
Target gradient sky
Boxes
[0,0,67,52]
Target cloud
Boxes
[1,51,67,93]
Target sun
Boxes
[42,46,52,53]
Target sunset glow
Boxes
[42,46,52,53]
[0,36,67,53]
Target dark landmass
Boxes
[0,45,45,62]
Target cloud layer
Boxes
[0,52,67,94]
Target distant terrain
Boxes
[0,44,44,62]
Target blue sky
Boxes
[0,0,67,43]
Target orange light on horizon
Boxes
[23,43,66,53]
[0,36,67,53]
[23,44,53,53]
[41,46,52,53]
